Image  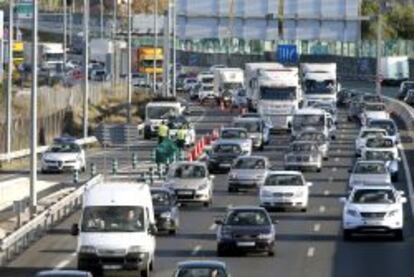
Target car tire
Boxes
[301,208,307,213]
[204,201,210,207]
[347,116,352,122]
[144,127,152,140]
[394,229,404,241]
[217,245,227,257]
[392,173,399,182]
[343,229,353,241]
[316,167,322,173]
[268,250,275,257]
[169,229,176,235]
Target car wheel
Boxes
[391,173,399,182]
[217,245,227,257]
[394,229,404,241]
[168,229,176,235]
[268,249,275,257]
[301,208,307,213]
[316,167,322,173]
[204,201,210,207]
[347,116,352,122]
[140,262,150,277]
[343,229,353,241]
[149,259,154,271]
[323,156,329,161]
[144,129,151,140]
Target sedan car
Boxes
[219,127,252,154]
[233,117,271,150]
[361,150,400,182]
[398,80,414,100]
[216,206,276,256]
[208,141,247,173]
[41,142,86,173]
[284,141,322,172]
[348,161,391,188]
[150,188,179,235]
[355,128,388,156]
[173,260,230,277]
[340,185,407,241]
[362,136,399,161]
[367,118,400,144]
[164,162,214,207]
[228,156,269,192]
[359,102,390,126]
[259,171,311,212]
[198,84,216,102]
[295,128,330,160]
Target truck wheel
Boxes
[391,173,399,182]
[394,229,404,241]
[140,262,150,277]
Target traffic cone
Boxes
[187,151,193,162]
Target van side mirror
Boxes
[214,219,224,225]
[71,223,79,236]
[148,224,157,235]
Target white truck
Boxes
[213,68,244,101]
[301,63,339,106]
[90,38,114,64]
[245,63,302,130]
[380,56,409,86]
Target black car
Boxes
[216,206,276,256]
[207,141,245,173]
[173,260,230,277]
[337,89,357,107]
[150,188,179,235]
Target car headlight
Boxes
[160,211,172,218]
[295,191,305,197]
[261,189,273,197]
[198,182,209,191]
[387,209,400,217]
[79,245,97,254]
[128,245,145,254]
[346,209,359,217]
[258,232,274,240]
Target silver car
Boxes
[362,150,400,182]
[284,141,323,172]
[228,156,269,192]
[348,160,391,188]
[295,128,330,160]
[219,127,253,154]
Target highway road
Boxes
[1,83,414,277]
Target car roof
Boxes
[35,271,91,277]
[234,117,261,122]
[229,205,267,212]
[177,260,227,269]
[173,161,206,167]
[266,170,303,176]
[352,185,395,191]
[295,108,325,115]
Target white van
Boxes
[71,182,156,277]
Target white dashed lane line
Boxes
[53,252,77,270]
[192,245,202,256]
[319,206,326,213]
[313,224,321,232]
[307,247,315,258]
[323,190,330,196]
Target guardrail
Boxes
[0,174,103,266]
[0,136,98,164]
[385,97,414,132]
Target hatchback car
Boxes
[359,102,390,126]
[150,188,179,235]
[355,128,388,156]
[208,141,247,173]
[164,162,214,207]
[41,142,86,173]
[259,171,311,212]
[216,206,276,256]
[361,150,400,182]
[295,129,330,160]
[173,260,230,277]
[228,156,269,192]
[284,141,322,172]
[340,186,407,240]
[219,127,252,154]
[348,161,391,188]
[233,117,271,150]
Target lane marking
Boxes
[328,177,334,183]
[53,252,77,270]
[209,223,217,231]
[192,245,202,256]
[313,224,321,232]
[324,190,330,196]
[399,144,414,217]
[307,247,315,257]
[319,206,326,213]
[337,149,342,153]
[334,157,340,162]
[332,167,337,172]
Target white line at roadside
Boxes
[399,145,414,218]
[53,252,76,270]
[307,247,315,257]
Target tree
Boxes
[387,4,414,40]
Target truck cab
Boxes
[291,108,336,140]
[214,68,244,102]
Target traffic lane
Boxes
[343,81,399,98]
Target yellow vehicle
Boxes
[13,41,24,66]
[137,47,163,75]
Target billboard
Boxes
[177,0,361,42]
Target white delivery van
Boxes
[291,107,336,140]
[71,182,156,277]
[213,68,244,100]
[380,56,409,86]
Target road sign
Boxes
[16,1,33,20]
[276,44,298,64]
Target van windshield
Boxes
[293,115,325,128]
[81,206,145,232]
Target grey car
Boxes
[284,141,323,172]
[150,188,180,235]
[295,129,330,160]
[362,150,400,182]
[233,117,271,150]
[228,156,269,192]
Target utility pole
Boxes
[172,0,176,97]
[63,0,67,72]
[30,0,39,217]
[112,0,117,90]
[6,0,14,159]
[69,0,74,47]
[127,0,132,122]
[375,13,382,96]
[162,3,171,97]
[153,0,158,95]
[100,0,104,38]
[83,0,89,138]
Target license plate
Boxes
[103,265,122,270]
[178,191,192,195]
[365,220,382,225]
[220,163,231,168]
[237,241,255,247]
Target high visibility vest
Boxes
[158,124,169,137]
[177,129,187,140]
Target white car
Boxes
[198,84,216,102]
[359,102,390,126]
[163,162,214,207]
[355,128,388,156]
[362,136,399,161]
[41,142,86,173]
[362,150,400,182]
[284,141,323,172]
[348,161,391,188]
[367,119,401,145]
[340,185,407,240]
[259,171,312,212]
[219,128,252,155]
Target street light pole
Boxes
[172,0,176,98]
[100,0,104,38]
[127,0,132,123]
[6,0,14,159]
[153,0,158,95]
[30,0,39,217]
[63,0,67,72]
[375,13,382,96]
[83,0,89,138]
[112,0,117,89]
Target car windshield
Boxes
[305,80,335,95]
[365,104,386,111]
[226,210,270,226]
[173,165,206,178]
[234,158,266,169]
[363,95,382,103]
[177,268,227,277]
[221,129,248,139]
[293,114,325,128]
[352,189,395,204]
[290,143,316,152]
[233,121,261,132]
[366,138,394,148]
[361,130,386,138]
[354,163,386,174]
[365,151,395,161]
[151,191,172,206]
[185,79,197,84]
[260,86,296,100]
[147,106,179,119]
[264,174,304,186]
[81,206,145,232]
[214,144,242,154]
[201,77,214,84]
[298,132,325,142]
[368,121,396,136]
[48,143,80,153]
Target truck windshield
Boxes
[233,121,260,132]
[147,107,178,119]
[81,206,145,232]
[223,83,242,90]
[141,60,163,67]
[44,53,63,61]
[260,87,296,100]
[202,77,214,84]
[293,115,325,128]
[305,80,335,95]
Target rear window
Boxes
[234,158,266,169]
[354,163,386,174]
[264,174,304,186]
